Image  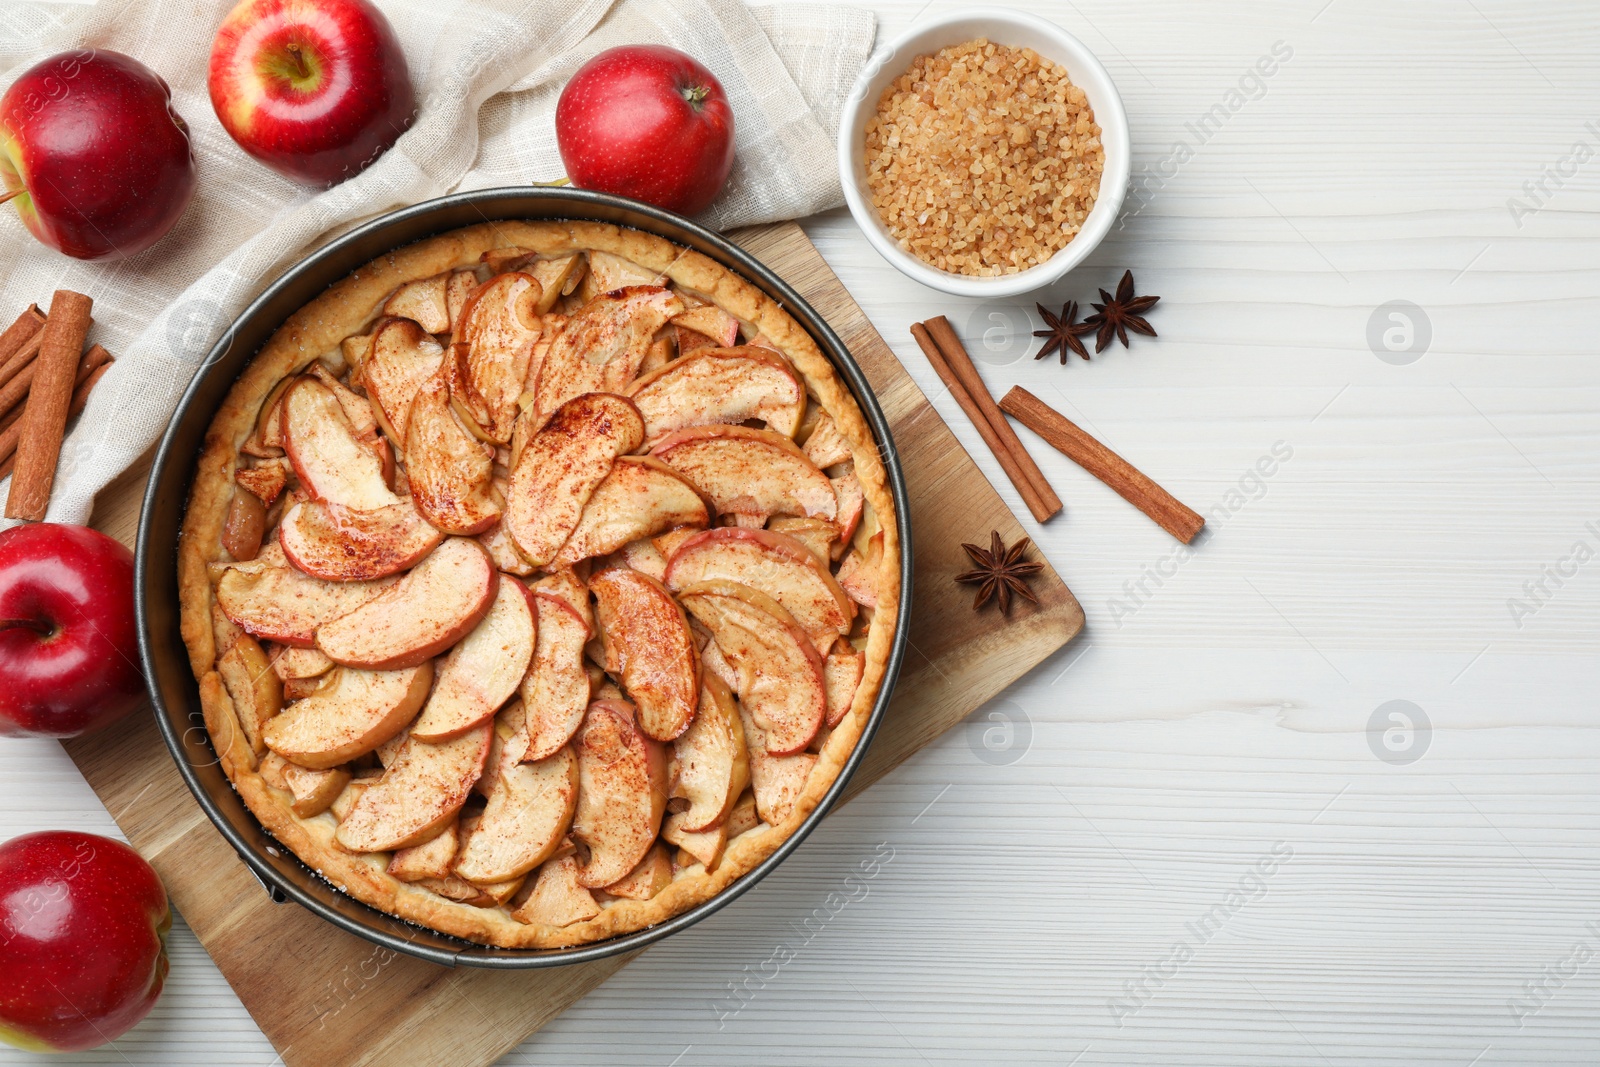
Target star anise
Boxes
[1082,270,1159,353]
[954,531,1044,615]
[1032,301,1094,364]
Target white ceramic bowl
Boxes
[837,8,1130,298]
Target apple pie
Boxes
[177,221,900,948]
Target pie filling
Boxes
[179,222,899,948]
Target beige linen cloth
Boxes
[0,0,874,527]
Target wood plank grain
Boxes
[65,221,1081,1067]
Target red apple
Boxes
[0,50,196,261]
[556,45,735,216]
[0,831,169,1053]
[209,0,416,188]
[0,524,143,739]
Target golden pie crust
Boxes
[177,220,901,949]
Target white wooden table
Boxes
[5,1,1599,1063]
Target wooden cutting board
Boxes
[67,221,1084,1067]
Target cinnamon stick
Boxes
[0,333,105,430]
[999,385,1205,543]
[69,342,112,381]
[71,361,111,411]
[0,345,111,467]
[0,366,108,483]
[921,316,1062,520]
[6,290,92,519]
[910,322,1060,523]
[0,309,58,436]
[0,407,17,440]
[0,352,111,481]
[0,305,44,386]
[0,347,42,422]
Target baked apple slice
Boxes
[479,520,534,577]
[550,456,709,568]
[836,530,884,609]
[528,286,683,428]
[281,377,399,512]
[257,749,292,788]
[220,493,265,563]
[831,469,865,549]
[261,662,433,769]
[216,633,281,757]
[504,392,644,566]
[638,336,671,378]
[257,752,300,796]
[663,812,727,871]
[609,538,667,581]
[521,589,593,762]
[412,870,519,907]
[669,673,749,832]
[445,269,479,330]
[308,363,380,444]
[674,325,718,357]
[626,346,803,445]
[328,776,377,821]
[823,646,865,729]
[403,371,501,535]
[335,722,493,852]
[651,526,702,562]
[589,567,699,742]
[738,701,817,825]
[480,246,535,274]
[527,255,584,314]
[454,730,578,883]
[279,497,444,582]
[513,853,600,927]
[571,700,668,888]
[216,544,397,647]
[697,632,738,693]
[601,843,672,900]
[584,250,662,295]
[532,569,593,627]
[241,376,293,458]
[363,318,446,447]
[281,763,351,818]
[474,697,522,789]
[803,413,852,468]
[452,271,542,442]
[221,484,269,561]
[670,305,739,347]
[725,789,760,837]
[340,330,374,374]
[676,579,826,756]
[410,576,536,742]
[388,819,460,881]
[449,870,527,908]
[282,676,332,701]
[663,528,852,654]
[271,644,333,683]
[317,537,499,670]
[382,270,451,334]
[765,517,836,564]
[651,425,836,524]
[234,458,290,507]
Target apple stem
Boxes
[0,618,53,638]
[285,43,311,81]
[681,85,711,111]
[0,189,19,208]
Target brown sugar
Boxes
[863,38,1104,277]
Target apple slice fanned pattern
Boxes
[205,243,885,945]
